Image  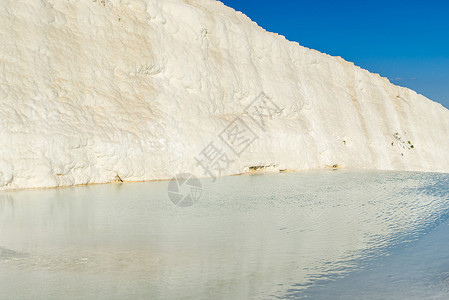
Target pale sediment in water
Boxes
[1,170,448,299]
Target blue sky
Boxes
[220,0,449,109]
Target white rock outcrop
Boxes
[1,0,449,190]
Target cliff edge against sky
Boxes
[1,0,449,190]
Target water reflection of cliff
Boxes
[0,171,448,299]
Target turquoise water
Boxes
[1,170,448,299]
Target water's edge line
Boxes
[1,167,448,193]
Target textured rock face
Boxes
[0,0,448,190]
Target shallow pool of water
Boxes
[1,170,449,299]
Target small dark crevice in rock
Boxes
[113,174,123,182]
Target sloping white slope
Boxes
[1,0,448,190]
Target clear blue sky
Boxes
[220,0,449,109]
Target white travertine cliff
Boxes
[1,0,449,190]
